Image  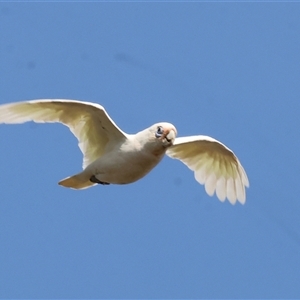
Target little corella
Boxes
[0,99,249,204]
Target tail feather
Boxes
[58,173,95,190]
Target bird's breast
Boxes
[86,143,165,184]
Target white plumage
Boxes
[166,136,249,204]
[0,99,249,204]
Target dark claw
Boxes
[90,175,110,185]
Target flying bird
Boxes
[0,99,249,204]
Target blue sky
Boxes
[0,2,299,298]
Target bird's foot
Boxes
[90,175,110,185]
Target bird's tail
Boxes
[58,172,95,190]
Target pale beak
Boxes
[166,129,176,143]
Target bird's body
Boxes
[0,99,249,204]
[67,130,169,188]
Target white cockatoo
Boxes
[0,99,249,204]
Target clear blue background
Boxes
[0,2,299,298]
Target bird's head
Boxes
[135,122,177,156]
[152,122,177,147]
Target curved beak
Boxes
[165,129,176,143]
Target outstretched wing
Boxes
[166,136,249,204]
[0,99,127,168]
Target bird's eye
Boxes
[155,126,164,138]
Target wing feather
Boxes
[216,177,226,202]
[166,135,249,204]
[0,99,127,168]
